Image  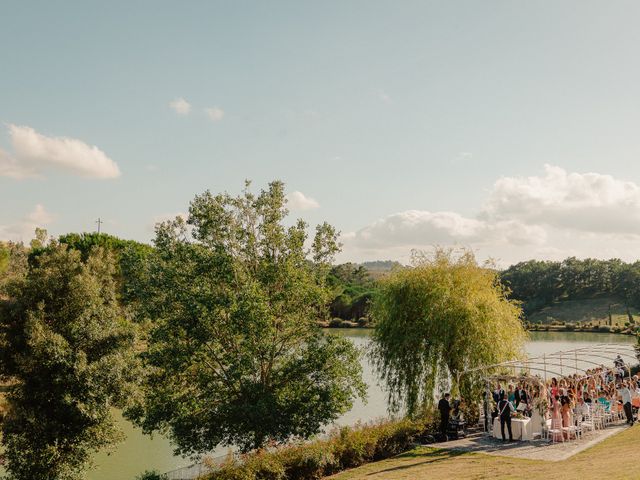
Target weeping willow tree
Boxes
[371,248,527,418]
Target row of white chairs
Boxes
[543,404,625,443]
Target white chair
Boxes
[562,413,578,441]
[548,417,565,443]
[581,410,596,435]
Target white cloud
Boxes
[340,165,640,266]
[0,147,33,178]
[483,164,640,234]
[0,125,120,179]
[286,191,320,211]
[0,204,55,242]
[347,210,546,250]
[205,106,225,122]
[169,97,192,115]
[376,89,393,105]
[27,204,55,224]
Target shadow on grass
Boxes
[366,449,467,476]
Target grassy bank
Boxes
[329,425,640,480]
[528,296,639,329]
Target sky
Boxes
[3,1,640,266]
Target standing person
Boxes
[618,381,634,425]
[493,383,505,403]
[438,393,452,439]
[507,384,516,403]
[497,393,515,441]
[518,385,528,413]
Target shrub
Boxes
[277,441,337,480]
[598,325,612,333]
[564,323,575,331]
[136,471,164,480]
[357,317,369,327]
[328,318,343,328]
[203,417,430,480]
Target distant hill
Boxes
[360,260,402,278]
[528,295,639,328]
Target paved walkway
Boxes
[427,424,630,461]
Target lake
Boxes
[88,330,636,480]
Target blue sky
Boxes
[3,1,640,265]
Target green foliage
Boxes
[135,471,164,480]
[327,263,378,321]
[203,417,426,480]
[371,248,526,415]
[0,243,140,480]
[0,241,28,296]
[127,181,366,454]
[56,232,154,309]
[501,257,640,317]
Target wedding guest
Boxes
[551,378,559,398]
[493,383,505,403]
[551,395,563,442]
[438,393,452,437]
[618,381,634,425]
[560,396,572,439]
[508,384,516,403]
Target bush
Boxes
[329,318,343,328]
[357,317,369,327]
[204,417,429,480]
[598,325,612,333]
[564,323,575,331]
[277,441,337,480]
[136,471,164,480]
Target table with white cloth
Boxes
[492,416,533,441]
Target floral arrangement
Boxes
[535,396,549,417]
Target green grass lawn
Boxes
[528,295,639,328]
[329,424,640,480]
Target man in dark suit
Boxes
[493,384,505,404]
[497,392,516,441]
[438,393,452,438]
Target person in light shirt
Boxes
[617,381,634,425]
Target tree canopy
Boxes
[371,249,526,416]
[500,257,640,315]
[127,180,366,454]
[0,243,140,480]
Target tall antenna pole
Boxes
[96,218,103,234]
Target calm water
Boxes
[88,330,636,480]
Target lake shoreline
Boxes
[320,324,639,337]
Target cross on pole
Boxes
[96,218,103,234]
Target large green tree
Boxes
[0,241,27,296]
[127,181,366,454]
[371,249,526,416]
[0,243,140,480]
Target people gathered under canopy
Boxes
[481,348,639,442]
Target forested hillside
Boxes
[500,258,640,332]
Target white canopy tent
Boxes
[462,343,638,382]
[459,343,639,436]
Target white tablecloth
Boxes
[492,417,533,441]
